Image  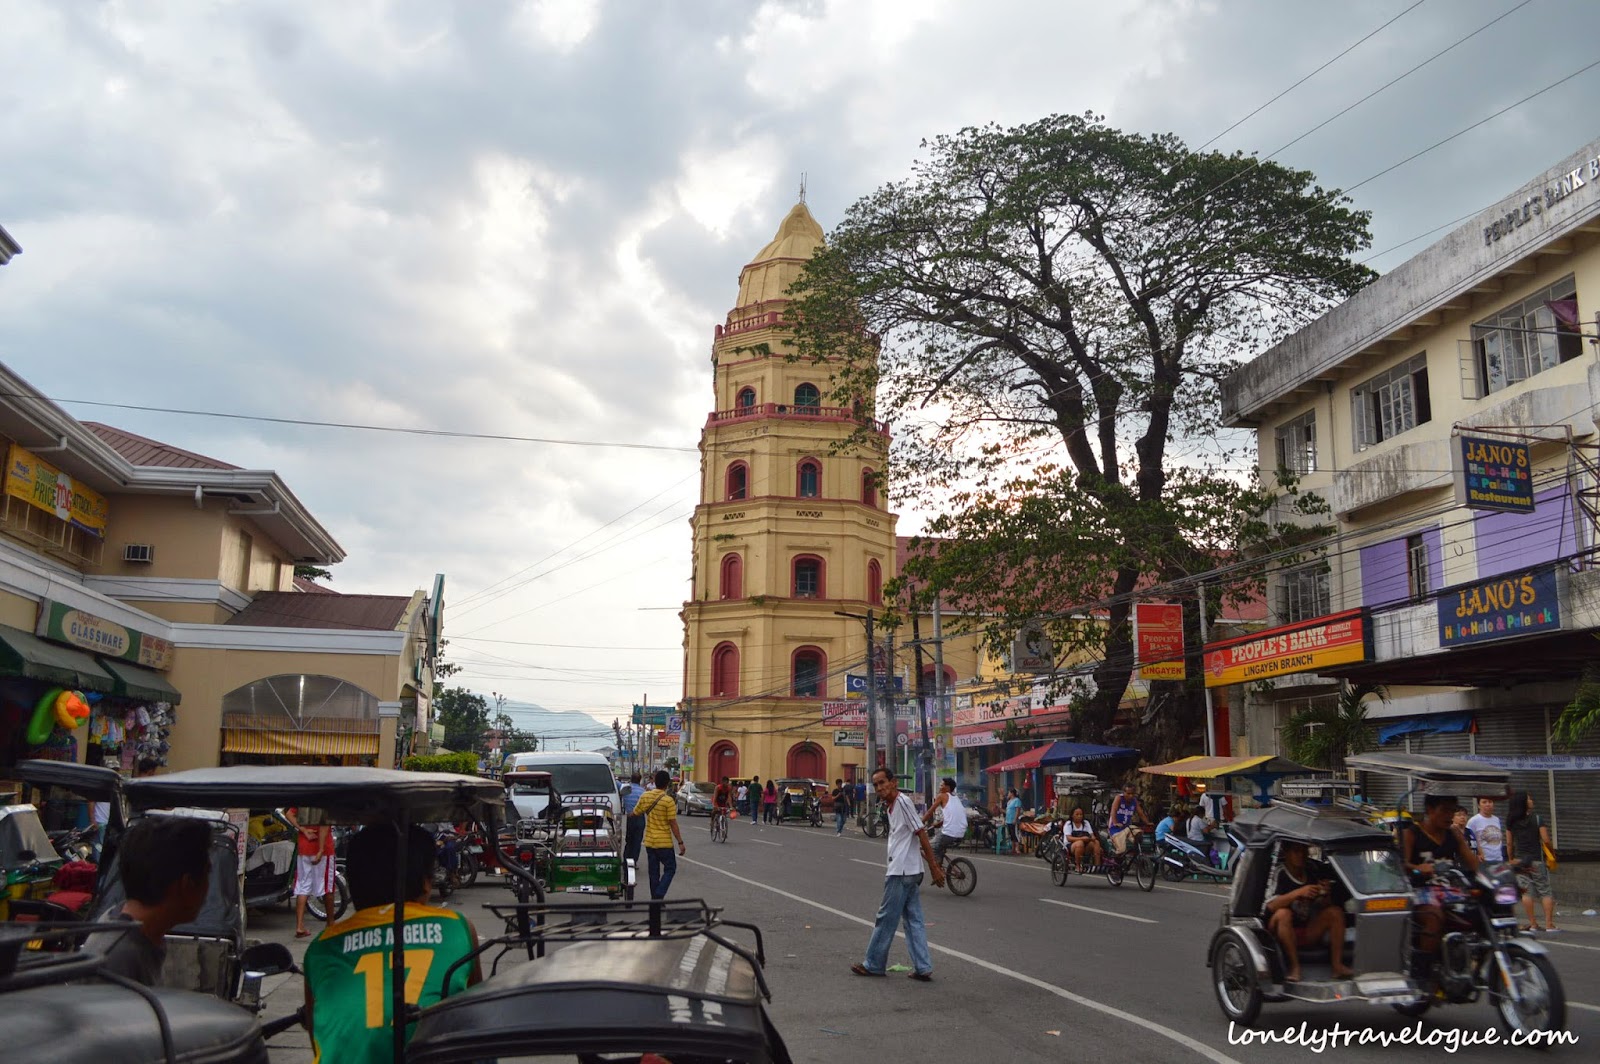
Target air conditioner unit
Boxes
[124,543,155,564]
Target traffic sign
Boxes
[895,733,909,747]
[666,715,684,734]
[846,673,905,695]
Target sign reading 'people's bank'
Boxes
[1202,609,1370,688]
[1455,433,1534,514]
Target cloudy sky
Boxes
[3,0,1597,738]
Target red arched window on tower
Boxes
[725,462,748,501]
[792,555,824,598]
[861,468,877,508]
[797,458,821,498]
[711,642,740,697]
[719,553,743,599]
[867,559,882,605]
[792,646,826,698]
[736,386,756,412]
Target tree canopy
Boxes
[434,687,490,754]
[791,113,1372,758]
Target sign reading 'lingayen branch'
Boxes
[1455,433,1534,514]
[37,600,175,671]
[1202,609,1369,688]
[1437,566,1561,647]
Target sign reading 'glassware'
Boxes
[37,600,175,671]
[1437,566,1561,647]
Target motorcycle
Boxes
[1399,859,1564,1031]
[1157,832,1231,883]
[242,810,350,922]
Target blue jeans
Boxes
[624,815,643,865]
[646,846,677,899]
[835,810,848,834]
[862,874,932,975]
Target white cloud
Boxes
[512,0,602,54]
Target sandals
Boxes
[294,929,312,939]
[850,963,884,977]
[908,971,933,982]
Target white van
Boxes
[503,750,620,823]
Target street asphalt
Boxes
[254,813,1600,1062]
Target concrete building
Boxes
[1223,137,1600,853]
[0,360,441,781]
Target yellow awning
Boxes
[1140,755,1313,779]
[223,729,378,757]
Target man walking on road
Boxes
[635,769,686,899]
[852,766,943,982]
[831,778,851,835]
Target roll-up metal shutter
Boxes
[1471,706,1557,843]
[1552,723,1600,852]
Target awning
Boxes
[0,623,116,693]
[985,740,1138,774]
[1140,754,1316,779]
[223,728,379,757]
[1377,711,1473,745]
[95,657,183,704]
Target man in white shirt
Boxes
[852,767,943,981]
[1467,797,1506,864]
[735,782,748,812]
[922,777,969,861]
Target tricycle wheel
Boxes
[1106,858,1126,888]
[1211,934,1263,1025]
[1391,997,1431,1018]
[1051,854,1069,887]
[459,852,479,889]
[1489,942,1565,1037]
[1135,854,1157,892]
[308,873,351,922]
[1161,858,1186,882]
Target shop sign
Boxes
[5,443,110,538]
[1010,622,1054,672]
[37,599,175,671]
[1438,566,1561,648]
[1454,434,1533,514]
[832,728,865,748]
[1483,153,1599,245]
[845,673,904,694]
[954,730,1000,749]
[1203,609,1369,688]
[1135,602,1186,681]
[822,700,865,725]
[656,730,677,748]
[632,703,666,726]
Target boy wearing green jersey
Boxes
[302,825,482,1064]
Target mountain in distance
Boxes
[493,698,616,752]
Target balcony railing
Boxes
[716,311,784,339]
[706,403,887,433]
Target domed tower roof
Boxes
[733,201,825,311]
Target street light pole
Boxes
[835,608,877,779]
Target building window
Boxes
[1406,534,1430,603]
[1474,276,1582,395]
[797,459,821,498]
[1352,353,1430,450]
[793,382,821,410]
[736,386,757,412]
[793,555,824,598]
[719,553,743,599]
[1278,562,1330,624]
[726,462,748,501]
[867,559,882,605]
[861,468,878,508]
[712,642,740,697]
[1274,411,1317,475]
[792,647,826,698]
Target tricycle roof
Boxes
[123,766,504,823]
[1345,751,1511,795]
[16,759,124,802]
[1234,804,1396,849]
[408,937,783,1064]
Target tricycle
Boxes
[1208,756,1565,1039]
[774,778,824,826]
[503,769,633,901]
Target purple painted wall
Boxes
[1474,486,1577,579]
[1359,526,1444,608]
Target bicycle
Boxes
[931,840,977,897]
[857,799,887,838]
[1050,828,1156,892]
[710,808,730,843]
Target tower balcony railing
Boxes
[716,311,784,339]
[706,402,887,434]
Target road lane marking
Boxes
[849,859,880,868]
[1537,937,1600,953]
[682,856,1243,1064]
[1039,897,1157,924]
[1570,1002,1600,1013]
[751,839,784,847]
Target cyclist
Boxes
[922,778,968,867]
[1107,782,1151,855]
[711,776,732,835]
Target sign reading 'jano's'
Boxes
[1203,609,1369,688]
[1455,434,1534,514]
[37,600,175,671]
[1438,566,1561,647]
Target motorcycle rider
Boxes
[1403,795,1479,965]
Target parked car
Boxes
[677,781,718,817]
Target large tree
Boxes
[791,113,1371,758]
[434,687,490,754]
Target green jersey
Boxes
[304,902,474,1064]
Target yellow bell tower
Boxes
[680,201,897,786]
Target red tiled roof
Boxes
[293,576,339,595]
[227,592,412,631]
[83,422,239,470]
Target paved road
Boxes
[258,815,1600,1062]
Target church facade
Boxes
[678,202,899,785]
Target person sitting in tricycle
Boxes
[1265,840,1350,982]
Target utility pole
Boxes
[885,621,899,781]
[912,613,933,805]
[865,610,879,776]
[933,594,947,784]
[1198,581,1217,758]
